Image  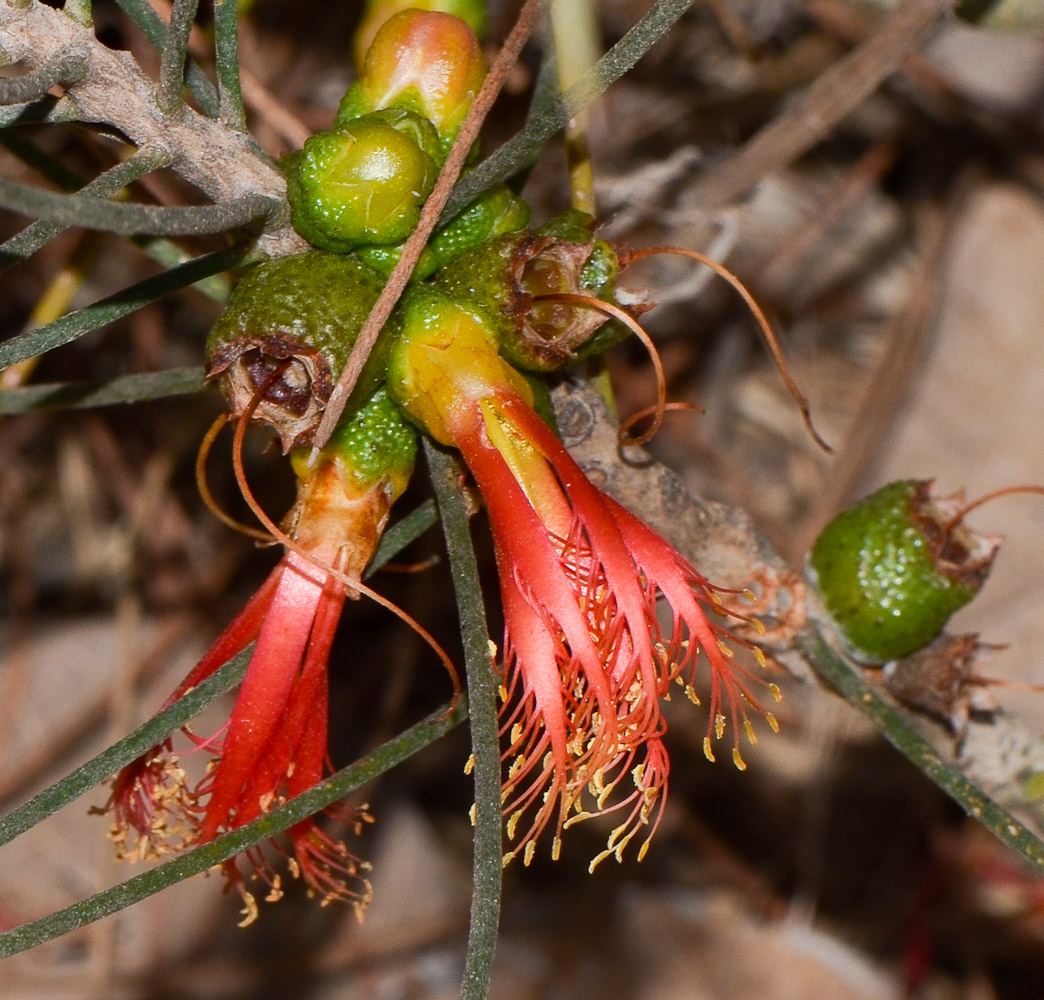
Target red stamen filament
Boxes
[230,400,462,704]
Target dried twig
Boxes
[0,0,303,256]
[689,0,956,209]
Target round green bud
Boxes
[353,0,488,71]
[808,480,1000,664]
[206,251,399,451]
[285,117,438,253]
[338,9,486,156]
[357,183,531,279]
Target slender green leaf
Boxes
[213,0,247,131]
[444,0,697,220]
[0,55,86,106]
[800,627,1044,873]
[134,237,232,302]
[0,242,252,371]
[113,0,220,116]
[427,441,503,1000]
[0,650,251,849]
[0,367,207,415]
[0,134,230,295]
[0,699,466,957]
[0,96,78,128]
[0,175,279,237]
[0,146,172,272]
[158,0,201,117]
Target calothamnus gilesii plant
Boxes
[3,2,1044,997]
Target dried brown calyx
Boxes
[913,483,1001,593]
[433,218,633,373]
[206,251,397,451]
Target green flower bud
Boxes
[357,183,531,279]
[353,0,488,72]
[285,115,438,253]
[386,288,532,445]
[206,251,399,451]
[434,221,623,372]
[337,9,486,156]
[808,480,1000,664]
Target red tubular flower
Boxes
[104,392,416,924]
[389,293,779,868]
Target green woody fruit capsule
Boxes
[285,114,438,253]
[434,218,624,373]
[207,251,398,451]
[352,0,488,72]
[337,10,486,156]
[808,480,1000,664]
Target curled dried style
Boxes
[617,245,832,453]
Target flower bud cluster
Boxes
[214,10,627,451]
[286,9,486,254]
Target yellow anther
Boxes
[589,849,611,873]
[766,712,780,733]
[743,718,757,746]
[237,892,260,928]
[703,736,716,763]
[464,753,475,775]
[507,811,521,838]
[769,683,782,703]
[732,747,747,771]
[714,713,726,740]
